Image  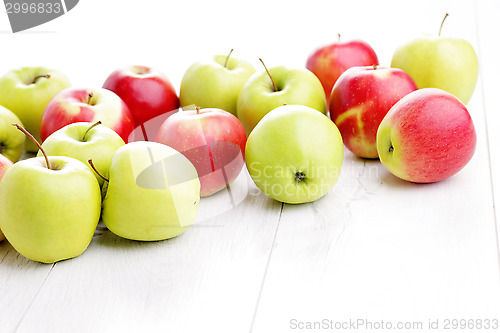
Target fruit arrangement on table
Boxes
[0,14,478,263]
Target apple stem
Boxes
[88,159,109,183]
[224,49,234,68]
[87,92,94,105]
[196,106,201,114]
[140,124,149,141]
[12,124,51,170]
[338,33,341,42]
[259,58,278,92]
[373,64,378,70]
[32,74,50,84]
[82,121,102,142]
[439,13,449,36]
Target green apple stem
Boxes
[88,159,109,183]
[439,13,449,36]
[224,49,234,68]
[87,92,94,105]
[12,123,51,169]
[82,121,102,142]
[259,58,278,92]
[32,74,50,84]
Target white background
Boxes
[0,0,481,93]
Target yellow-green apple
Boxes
[330,66,417,159]
[179,50,255,116]
[39,122,125,187]
[377,88,476,183]
[0,126,101,263]
[0,105,25,162]
[391,14,478,105]
[246,105,343,204]
[156,107,246,197]
[0,67,70,152]
[102,141,200,241]
[306,37,379,99]
[41,87,135,143]
[237,60,326,134]
[103,65,179,134]
[0,153,14,242]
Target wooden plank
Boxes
[0,242,54,332]
[252,1,500,331]
[13,170,282,333]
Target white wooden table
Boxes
[0,0,499,332]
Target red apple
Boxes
[306,37,379,99]
[0,153,13,182]
[330,66,417,158]
[156,107,246,197]
[103,65,179,136]
[0,153,13,241]
[41,88,135,143]
[377,88,476,183]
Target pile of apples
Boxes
[0,14,478,264]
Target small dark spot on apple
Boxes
[388,145,394,153]
[294,171,306,183]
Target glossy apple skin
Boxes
[40,122,125,187]
[377,88,476,183]
[0,67,70,152]
[41,88,135,143]
[0,105,25,162]
[246,105,343,204]
[102,142,200,241]
[0,153,13,242]
[391,36,478,105]
[237,66,326,135]
[103,65,179,128]
[179,55,256,116]
[156,108,246,197]
[0,156,101,263]
[330,66,417,158]
[306,40,379,99]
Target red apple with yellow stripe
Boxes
[41,88,135,143]
[306,38,379,99]
[329,66,417,158]
[376,88,476,183]
[156,107,246,197]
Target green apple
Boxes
[179,50,256,116]
[39,122,125,187]
[0,155,101,263]
[245,105,343,204]
[102,141,200,241]
[391,14,478,105]
[237,61,326,134]
[0,67,71,151]
[0,105,25,162]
